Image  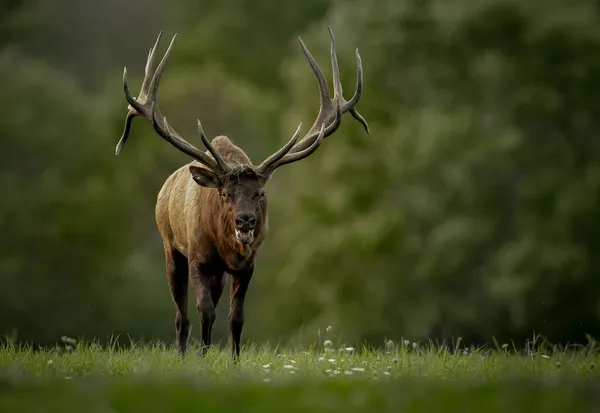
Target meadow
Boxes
[1,335,599,413]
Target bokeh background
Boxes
[1,0,599,349]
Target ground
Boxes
[1,336,599,412]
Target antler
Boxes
[116,32,230,174]
[256,27,369,176]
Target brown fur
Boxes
[156,136,268,359]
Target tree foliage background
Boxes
[1,0,599,348]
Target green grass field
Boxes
[1,337,599,413]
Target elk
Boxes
[114,27,369,360]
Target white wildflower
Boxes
[326,326,333,333]
[60,336,77,345]
[541,354,550,359]
[262,364,271,369]
[318,357,325,362]
[344,370,353,375]
[324,340,332,347]
[283,364,295,369]
[351,367,365,372]
[328,358,336,363]
[344,347,355,353]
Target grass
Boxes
[1,336,600,412]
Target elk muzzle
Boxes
[234,212,256,244]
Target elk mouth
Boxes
[235,228,254,244]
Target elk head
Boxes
[115,28,370,246]
[189,160,268,245]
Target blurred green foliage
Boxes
[1,0,599,348]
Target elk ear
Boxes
[189,166,220,189]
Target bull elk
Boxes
[114,27,369,360]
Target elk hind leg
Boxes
[166,247,189,358]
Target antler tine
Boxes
[116,106,136,156]
[141,30,163,98]
[329,27,344,101]
[150,103,219,171]
[115,32,230,174]
[146,33,176,108]
[255,27,369,176]
[346,49,369,134]
[276,124,326,168]
[197,120,229,171]
[297,37,330,107]
[296,35,333,142]
[256,123,303,174]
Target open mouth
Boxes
[235,229,254,244]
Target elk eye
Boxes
[257,190,266,198]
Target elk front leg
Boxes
[190,262,217,355]
[229,268,253,361]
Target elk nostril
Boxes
[236,213,256,229]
